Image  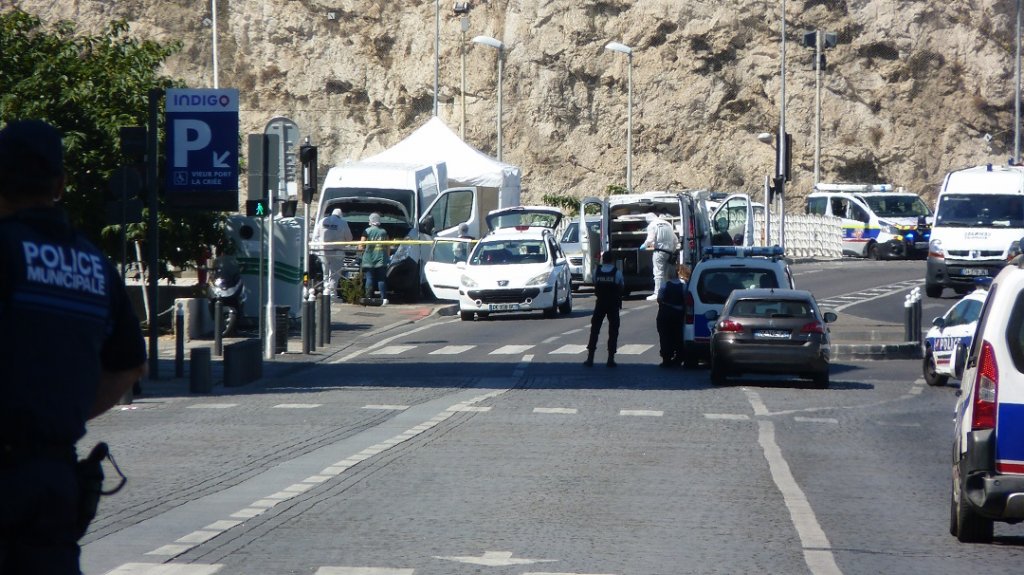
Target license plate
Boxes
[960,268,988,277]
[754,329,790,339]
[489,303,521,312]
[914,241,928,248]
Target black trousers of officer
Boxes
[587,301,620,353]
[657,307,685,363]
[0,453,79,574]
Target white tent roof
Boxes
[363,117,521,192]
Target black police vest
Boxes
[0,210,115,444]
[593,265,620,302]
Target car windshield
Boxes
[729,298,813,318]
[470,239,549,266]
[697,269,780,304]
[861,195,932,218]
[560,222,579,243]
[935,194,1024,228]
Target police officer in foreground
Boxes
[0,120,147,573]
[584,250,624,367]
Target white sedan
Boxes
[425,206,573,321]
[923,286,988,386]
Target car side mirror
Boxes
[822,311,838,323]
[704,309,720,321]
[932,316,945,329]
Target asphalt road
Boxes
[80,258,1024,575]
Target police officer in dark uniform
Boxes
[0,120,147,573]
[584,250,624,367]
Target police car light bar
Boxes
[974,277,993,288]
[702,246,785,259]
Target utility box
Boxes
[224,215,305,320]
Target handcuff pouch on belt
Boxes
[75,442,126,540]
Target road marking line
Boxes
[620,410,663,417]
[106,563,224,574]
[794,417,839,424]
[521,354,535,362]
[187,403,237,409]
[755,417,841,575]
[175,530,220,544]
[449,405,492,412]
[534,407,578,414]
[203,520,242,531]
[542,336,560,343]
[230,507,266,519]
[876,421,921,427]
[430,344,475,355]
[492,344,535,354]
[616,344,652,355]
[561,328,584,335]
[273,403,321,409]
[551,344,587,354]
[363,404,409,410]
[370,345,417,355]
[145,544,194,556]
[332,322,438,363]
[315,568,414,575]
[704,413,750,420]
[744,389,770,416]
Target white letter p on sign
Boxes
[173,119,212,168]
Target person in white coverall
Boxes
[642,213,679,301]
[314,208,353,294]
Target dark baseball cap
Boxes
[0,119,65,179]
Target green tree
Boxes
[0,9,227,279]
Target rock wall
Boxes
[9,0,1021,208]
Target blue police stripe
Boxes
[13,290,108,320]
[997,403,1024,463]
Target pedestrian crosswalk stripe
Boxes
[273,403,321,409]
[313,564,413,568]
[704,413,750,420]
[145,544,194,556]
[370,345,417,355]
[430,345,475,355]
[551,344,587,354]
[491,344,535,354]
[105,564,223,574]
[534,407,578,414]
[187,403,237,409]
[363,405,409,410]
[794,416,838,424]
[616,344,652,355]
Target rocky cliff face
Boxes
[10,0,1022,207]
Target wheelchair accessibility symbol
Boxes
[173,171,188,186]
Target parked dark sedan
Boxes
[707,288,837,388]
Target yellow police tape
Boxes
[314,239,478,247]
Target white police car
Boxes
[923,283,989,387]
[949,259,1024,542]
[684,246,795,367]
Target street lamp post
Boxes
[433,0,440,116]
[472,35,504,161]
[777,0,787,250]
[210,0,219,88]
[802,30,836,185]
[605,42,634,192]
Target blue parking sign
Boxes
[165,88,239,210]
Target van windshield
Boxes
[323,188,415,222]
[861,195,932,218]
[935,194,1024,228]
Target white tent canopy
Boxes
[362,117,522,207]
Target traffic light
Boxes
[300,144,318,204]
[775,132,792,183]
[246,199,270,217]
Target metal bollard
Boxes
[175,302,185,378]
[302,298,312,354]
[189,347,212,393]
[316,294,325,348]
[213,300,223,356]
[308,299,317,351]
[324,293,332,344]
[904,293,914,342]
[913,296,923,343]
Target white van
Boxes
[926,164,1024,298]
[805,183,933,259]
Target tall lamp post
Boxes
[433,0,440,117]
[472,35,504,161]
[454,2,471,138]
[802,30,836,186]
[605,41,634,192]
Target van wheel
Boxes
[867,242,881,260]
[954,463,994,542]
[926,283,944,298]
[923,350,949,387]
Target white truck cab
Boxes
[926,164,1024,298]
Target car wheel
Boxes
[709,359,727,385]
[954,462,995,543]
[811,368,830,389]
[558,290,573,314]
[923,349,949,387]
[926,283,944,298]
[460,311,474,321]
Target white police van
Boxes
[927,164,1024,298]
[683,246,795,367]
[805,183,933,259]
[949,259,1024,542]
[922,282,988,387]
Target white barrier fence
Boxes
[753,213,843,260]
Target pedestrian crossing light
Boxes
[246,199,270,217]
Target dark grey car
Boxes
[707,288,836,388]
